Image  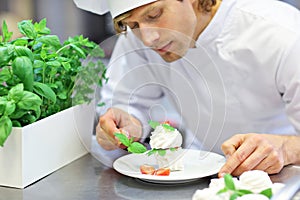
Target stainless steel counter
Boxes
[0,153,299,200]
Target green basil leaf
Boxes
[33,59,45,69]
[4,101,16,116]
[34,18,50,35]
[33,82,57,103]
[11,37,29,46]
[149,120,160,129]
[17,20,37,39]
[14,46,34,61]
[114,133,130,147]
[9,109,28,119]
[46,60,61,68]
[0,66,12,83]
[21,113,37,124]
[70,44,86,58]
[2,20,13,42]
[224,174,236,190]
[17,91,42,109]
[0,46,13,66]
[12,120,21,127]
[7,84,24,102]
[12,56,34,91]
[0,115,12,147]
[260,188,273,198]
[37,35,61,49]
[0,97,7,114]
[128,142,147,154]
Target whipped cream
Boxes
[192,170,285,200]
[149,124,183,149]
[239,170,273,193]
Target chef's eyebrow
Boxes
[138,3,160,18]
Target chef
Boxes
[74,0,300,177]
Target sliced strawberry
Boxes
[140,164,155,175]
[154,168,170,176]
[162,120,171,125]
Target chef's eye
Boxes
[128,22,139,29]
[147,9,162,20]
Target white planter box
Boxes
[0,103,95,189]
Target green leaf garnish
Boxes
[128,142,147,153]
[162,123,175,131]
[170,147,177,152]
[224,174,236,190]
[148,120,160,129]
[114,133,130,147]
[260,188,273,198]
[157,149,167,156]
[236,189,253,196]
[114,133,147,154]
[217,173,273,199]
[230,193,239,200]
[147,149,158,156]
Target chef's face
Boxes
[122,0,198,62]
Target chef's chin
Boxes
[159,51,185,63]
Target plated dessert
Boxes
[192,170,285,200]
[148,121,184,171]
[114,120,185,176]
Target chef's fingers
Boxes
[221,134,247,157]
[230,146,269,176]
[219,135,257,177]
[254,150,284,175]
[96,123,119,150]
[99,110,120,138]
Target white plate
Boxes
[113,149,226,184]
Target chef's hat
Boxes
[73,0,157,19]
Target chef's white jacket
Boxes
[94,0,300,166]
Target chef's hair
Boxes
[114,0,217,33]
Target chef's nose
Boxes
[138,26,160,47]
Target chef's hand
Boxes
[96,107,142,150]
[218,133,299,177]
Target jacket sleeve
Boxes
[276,36,300,134]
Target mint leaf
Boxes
[224,174,236,190]
[128,142,147,154]
[229,193,239,200]
[170,147,177,152]
[114,133,130,147]
[162,123,175,131]
[217,188,228,195]
[157,149,167,156]
[149,120,160,129]
[260,188,272,198]
[236,189,253,196]
[147,149,158,156]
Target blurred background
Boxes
[0,0,299,45]
[0,0,115,44]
